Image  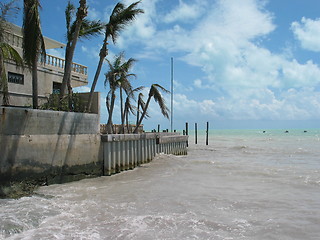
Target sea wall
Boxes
[0,107,188,196]
[0,107,102,184]
[101,133,187,175]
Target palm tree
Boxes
[117,57,137,133]
[60,0,86,100]
[123,86,144,133]
[86,1,143,112]
[134,84,170,133]
[104,53,136,133]
[135,92,148,131]
[60,0,104,110]
[0,0,23,106]
[23,0,46,109]
[104,70,118,134]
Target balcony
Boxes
[43,54,88,86]
[4,26,88,86]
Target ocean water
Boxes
[1,129,320,239]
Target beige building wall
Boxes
[1,24,88,107]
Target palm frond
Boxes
[150,84,170,119]
[65,1,76,41]
[0,42,24,66]
[22,0,46,67]
[0,0,19,22]
[79,19,104,39]
[107,1,144,43]
[137,92,150,119]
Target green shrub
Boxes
[40,93,86,112]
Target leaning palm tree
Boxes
[104,53,136,133]
[122,86,144,133]
[104,55,122,133]
[135,92,148,131]
[60,0,104,110]
[0,0,23,106]
[23,0,46,109]
[117,57,137,133]
[134,84,170,133]
[86,1,143,112]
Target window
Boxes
[8,72,24,85]
[53,82,62,94]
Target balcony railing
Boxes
[45,55,88,76]
[3,31,22,48]
[4,30,88,76]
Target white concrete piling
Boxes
[101,133,188,176]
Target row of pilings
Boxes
[101,133,188,176]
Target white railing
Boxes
[3,31,23,48]
[45,54,88,76]
[4,30,88,76]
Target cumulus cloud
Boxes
[163,0,207,23]
[92,0,320,123]
[291,17,320,52]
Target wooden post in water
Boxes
[186,122,189,147]
[195,123,198,144]
[206,121,209,145]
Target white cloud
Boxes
[97,0,320,122]
[163,0,207,23]
[115,0,158,48]
[291,17,320,52]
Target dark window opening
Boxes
[53,82,62,94]
[8,72,24,85]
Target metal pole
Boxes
[186,122,189,147]
[195,123,198,144]
[206,122,209,145]
[171,57,174,132]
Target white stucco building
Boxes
[1,24,88,107]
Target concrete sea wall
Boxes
[0,107,188,190]
[102,133,187,175]
[0,107,102,184]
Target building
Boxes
[1,24,88,107]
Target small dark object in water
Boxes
[263,131,266,133]
[304,130,307,133]
[285,130,289,133]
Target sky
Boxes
[9,0,320,130]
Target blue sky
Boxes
[10,0,320,130]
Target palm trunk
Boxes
[67,78,72,111]
[134,96,151,133]
[32,57,38,109]
[135,101,140,128]
[106,91,115,133]
[2,79,9,106]
[126,110,130,133]
[119,87,125,133]
[60,43,72,97]
[0,55,9,106]
[87,39,108,112]
[60,0,87,103]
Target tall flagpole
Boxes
[171,57,174,132]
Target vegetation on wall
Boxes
[40,93,85,112]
